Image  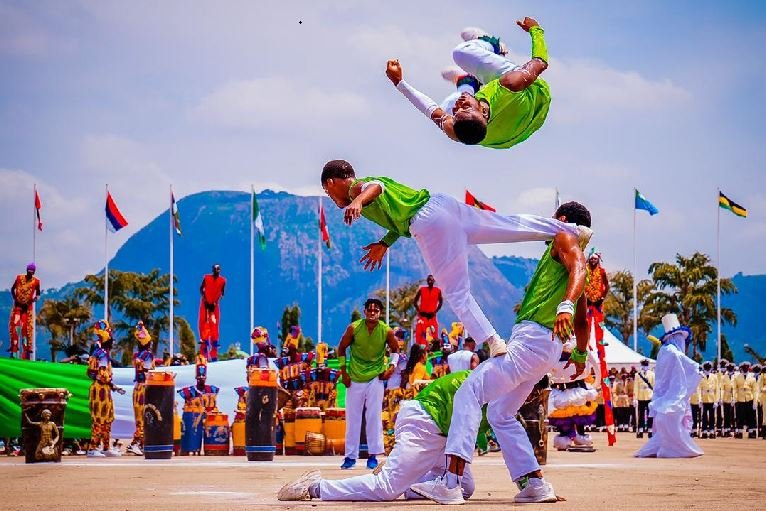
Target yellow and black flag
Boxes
[719,192,747,218]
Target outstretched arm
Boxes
[499,18,549,92]
[386,59,460,142]
[337,325,355,387]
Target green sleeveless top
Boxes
[415,371,490,445]
[474,78,551,150]
[515,244,572,329]
[348,319,390,383]
[352,177,430,247]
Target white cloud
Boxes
[192,78,368,129]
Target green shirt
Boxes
[415,371,489,447]
[352,176,430,247]
[347,319,390,383]
[474,26,551,150]
[515,244,573,329]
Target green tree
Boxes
[37,295,92,361]
[350,308,362,323]
[375,280,421,329]
[176,316,197,361]
[645,252,737,360]
[603,271,655,345]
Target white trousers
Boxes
[441,39,520,112]
[410,194,577,343]
[344,377,385,458]
[445,321,562,481]
[321,401,474,501]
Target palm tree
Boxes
[37,296,92,361]
[603,270,655,346]
[645,252,737,359]
[375,280,422,329]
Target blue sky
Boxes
[1,1,764,288]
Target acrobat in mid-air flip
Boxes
[387,17,550,149]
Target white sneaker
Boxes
[86,449,106,458]
[460,27,488,41]
[410,476,465,505]
[277,470,321,501]
[576,226,593,249]
[553,435,571,451]
[514,478,557,503]
[441,66,466,84]
[487,335,508,357]
[127,443,143,456]
[573,433,593,447]
[103,448,122,457]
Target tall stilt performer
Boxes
[128,321,155,455]
[413,275,443,349]
[8,263,41,360]
[86,320,126,457]
[584,248,616,445]
[411,202,592,505]
[635,314,702,458]
[387,17,550,149]
[198,264,226,361]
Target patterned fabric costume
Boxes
[283,325,303,352]
[199,273,226,361]
[87,321,116,451]
[8,273,41,359]
[131,323,154,447]
[178,356,220,454]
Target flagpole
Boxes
[318,196,323,345]
[716,188,721,363]
[31,184,37,361]
[632,190,638,352]
[250,186,255,356]
[104,184,109,322]
[169,185,175,358]
[386,250,390,324]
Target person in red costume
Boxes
[198,264,226,361]
[8,263,41,359]
[584,249,609,339]
[413,275,444,351]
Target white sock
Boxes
[445,472,460,489]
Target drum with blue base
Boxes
[204,412,230,456]
[143,371,176,460]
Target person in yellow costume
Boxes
[698,361,719,438]
[283,325,303,353]
[86,320,126,457]
[128,321,155,455]
[316,340,329,367]
[733,362,758,438]
[753,365,766,439]
[718,363,736,437]
[633,359,655,439]
[612,373,631,432]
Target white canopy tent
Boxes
[590,325,654,370]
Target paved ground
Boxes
[2,434,764,510]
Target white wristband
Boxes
[556,300,575,316]
[389,352,400,367]
[396,80,438,118]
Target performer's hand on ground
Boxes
[386,59,402,85]
[516,17,539,32]
[360,242,387,271]
[344,199,363,225]
[340,371,351,388]
[553,312,573,342]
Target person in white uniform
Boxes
[635,314,703,459]
[447,337,480,373]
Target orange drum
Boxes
[283,408,296,455]
[295,407,322,455]
[305,432,326,456]
[173,407,182,455]
[231,419,246,456]
[323,407,346,455]
[204,412,230,456]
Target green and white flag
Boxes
[252,186,266,249]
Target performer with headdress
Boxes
[198,264,226,361]
[8,263,41,359]
[128,320,154,455]
[386,17,551,150]
[177,354,219,455]
[86,320,125,457]
[283,325,303,353]
[635,314,702,458]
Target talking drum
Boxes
[246,366,277,461]
[282,407,296,455]
[231,418,246,456]
[517,376,551,465]
[204,412,230,455]
[323,407,346,455]
[19,388,70,464]
[295,407,322,455]
[143,371,176,460]
[305,431,327,456]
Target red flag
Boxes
[465,189,496,212]
[319,205,331,249]
[34,189,43,231]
